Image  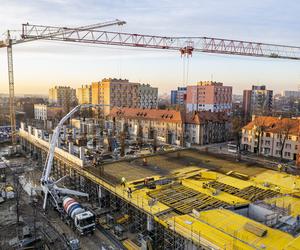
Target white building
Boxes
[241,116,299,161]
[34,104,63,121]
[34,104,47,120]
[185,111,230,145]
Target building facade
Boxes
[77,84,92,104]
[282,90,300,98]
[186,81,232,113]
[49,86,77,113]
[241,116,299,161]
[34,104,47,120]
[185,111,230,145]
[108,107,184,145]
[170,87,187,106]
[34,104,63,121]
[138,84,158,108]
[243,85,273,120]
[92,78,158,114]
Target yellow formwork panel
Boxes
[200,170,218,180]
[163,209,294,250]
[285,236,300,249]
[196,209,293,249]
[123,239,140,250]
[181,179,249,205]
[265,196,300,217]
[83,171,171,215]
[216,174,253,189]
[253,170,300,194]
[171,166,203,179]
[164,214,252,250]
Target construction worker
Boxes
[143,158,147,166]
[121,177,126,187]
[127,187,132,198]
[144,177,149,186]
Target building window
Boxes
[285,144,291,149]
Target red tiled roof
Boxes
[185,111,229,124]
[109,107,183,123]
[243,116,300,136]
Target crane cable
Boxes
[182,53,191,86]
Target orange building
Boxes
[92,78,140,115]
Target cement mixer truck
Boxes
[61,196,96,235]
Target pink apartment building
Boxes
[186,81,232,113]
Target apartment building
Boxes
[186,81,232,113]
[138,84,158,108]
[241,116,299,161]
[34,104,63,121]
[49,86,77,113]
[77,84,92,104]
[170,87,187,106]
[185,111,230,145]
[243,85,273,120]
[108,107,184,145]
[92,78,157,114]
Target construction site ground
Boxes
[4,140,300,249]
[88,148,268,185]
[0,145,122,250]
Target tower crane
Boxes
[1,20,300,205]
[2,22,300,145]
[0,19,126,144]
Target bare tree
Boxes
[277,118,296,161]
[153,129,157,153]
[231,117,244,151]
[253,116,268,155]
[137,120,143,148]
[119,131,125,157]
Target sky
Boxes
[0,0,300,95]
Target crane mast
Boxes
[1,20,126,144]
[6,31,16,144]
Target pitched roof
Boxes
[109,107,183,123]
[185,111,229,124]
[243,116,300,136]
